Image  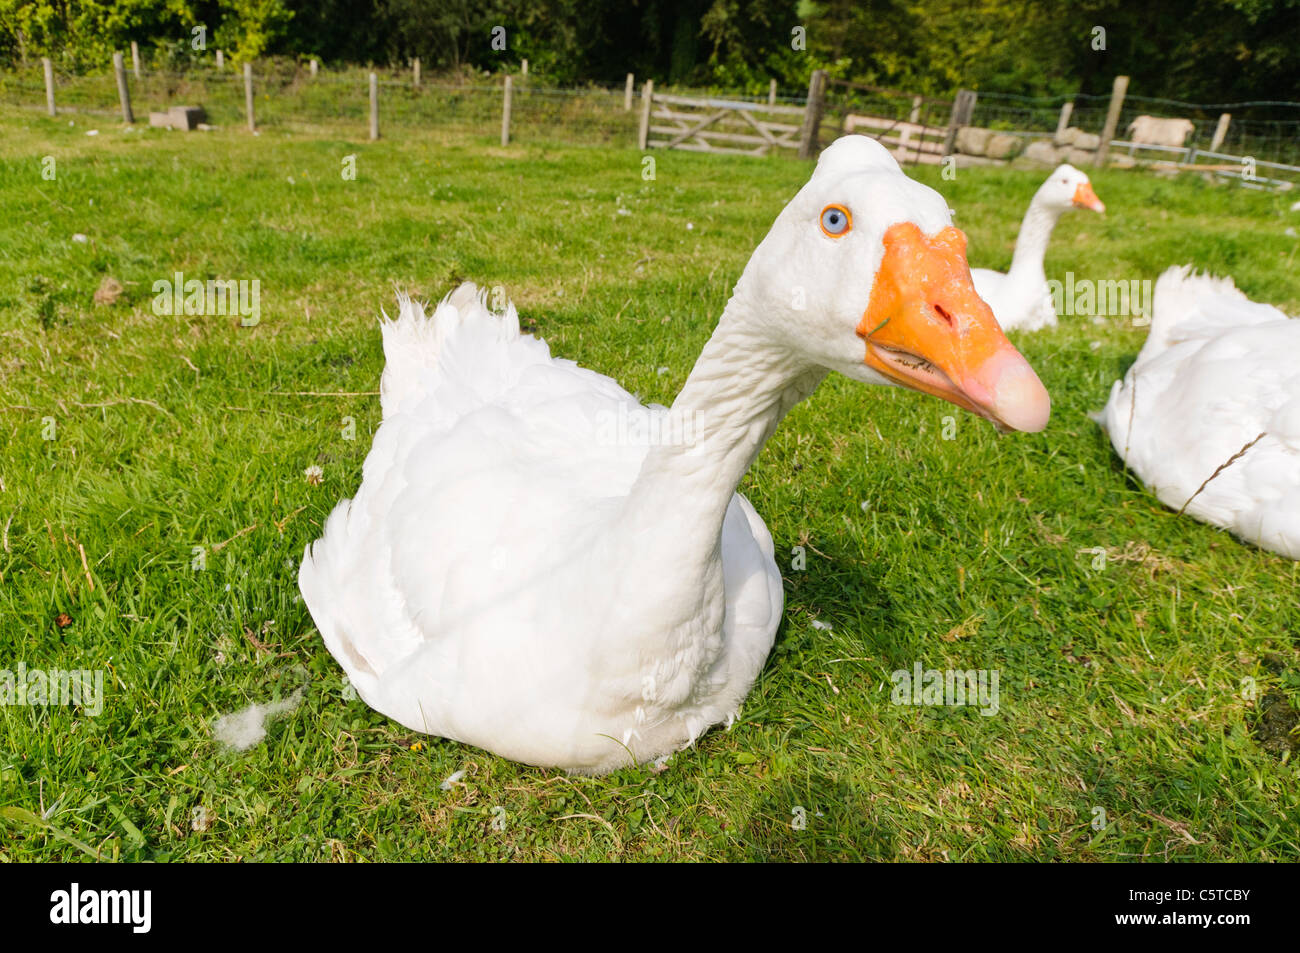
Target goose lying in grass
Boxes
[971,164,1105,332]
[299,136,1051,775]
[1097,265,1300,559]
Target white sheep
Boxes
[1126,115,1195,147]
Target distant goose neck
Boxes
[1007,198,1063,280]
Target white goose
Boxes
[1097,265,1300,559]
[971,164,1105,332]
[299,136,1050,775]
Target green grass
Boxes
[2,104,1299,862]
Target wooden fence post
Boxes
[521,59,528,78]
[797,69,827,159]
[637,80,653,149]
[216,49,223,70]
[1210,112,1231,152]
[42,57,55,116]
[624,73,634,111]
[1095,75,1129,168]
[113,51,134,123]
[909,95,922,124]
[941,91,957,156]
[501,75,513,146]
[310,58,318,78]
[941,88,976,157]
[244,62,255,132]
[369,72,379,140]
[1055,102,1073,140]
[131,41,141,78]
[769,79,778,106]
[413,57,420,88]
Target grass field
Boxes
[2,104,1299,861]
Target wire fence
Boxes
[819,81,951,135]
[7,60,1300,172]
[969,89,1300,167]
[1,64,651,145]
[0,61,818,148]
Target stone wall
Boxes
[954,126,1024,160]
[1021,126,1100,166]
[955,124,1137,169]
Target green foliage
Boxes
[212,0,294,62]
[0,0,199,68]
[2,0,1298,103]
[0,0,296,67]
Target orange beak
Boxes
[859,223,1050,433]
[1072,181,1105,213]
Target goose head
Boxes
[736,135,1050,433]
[1036,163,1105,214]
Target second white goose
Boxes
[971,164,1105,332]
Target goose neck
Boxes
[621,296,824,571]
[1007,197,1063,281]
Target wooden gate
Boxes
[638,90,804,157]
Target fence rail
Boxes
[842,114,946,165]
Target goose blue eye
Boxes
[820,205,851,237]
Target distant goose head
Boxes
[733,135,1050,433]
[1036,163,1105,215]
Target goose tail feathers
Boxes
[378,282,522,418]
